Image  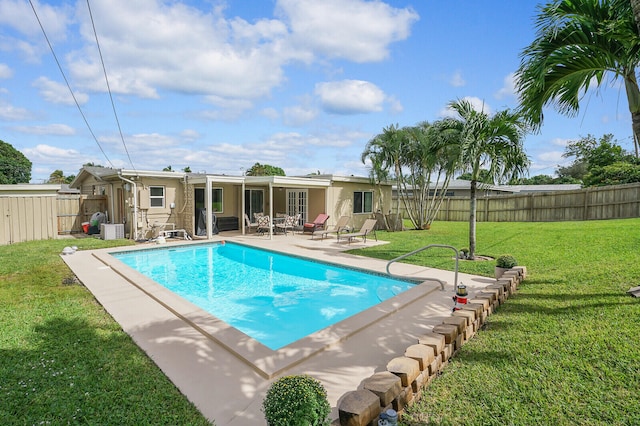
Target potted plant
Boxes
[495,254,517,279]
[262,374,331,426]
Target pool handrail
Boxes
[385,244,459,292]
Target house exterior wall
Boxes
[326,181,392,229]
[306,188,327,222]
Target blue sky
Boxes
[0,0,635,183]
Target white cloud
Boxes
[32,77,89,105]
[386,95,403,114]
[0,63,13,78]
[0,0,71,39]
[276,0,419,63]
[315,80,385,114]
[537,150,564,163]
[0,100,31,120]
[0,0,72,62]
[180,129,201,140]
[283,105,318,126]
[550,137,572,148]
[260,107,280,120]
[66,0,289,100]
[449,70,465,87]
[22,144,81,161]
[11,123,75,135]
[495,72,516,99]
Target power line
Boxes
[28,0,114,169]
[86,0,136,172]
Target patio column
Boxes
[268,182,273,239]
[241,180,246,234]
[205,176,212,239]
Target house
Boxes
[69,167,392,240]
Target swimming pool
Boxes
[111,241,417,350]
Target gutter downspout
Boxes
[118,174,138,240]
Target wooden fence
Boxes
[431,182,640,222]
[57,195,107,235]
[0,194,107,246]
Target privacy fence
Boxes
[0,194,107,246]
[430,182,640,222]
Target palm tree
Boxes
[446,99,530,259]
[361,124,405,229]
[516,0,640,157]
[47,169,66,184]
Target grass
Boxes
[349,219,640,425]
[1,220,639,425]
[0,238,212,425]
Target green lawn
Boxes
[0,238,212,425]
[349,219,640,425]
[1,220,638,425]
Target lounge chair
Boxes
[314,215,351,240]
[337,218,378,244]
[275,214,300,235]
[244,213,259,233]
[303,213,330,235]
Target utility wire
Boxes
[29,0,114,169]
[86,0,136,172]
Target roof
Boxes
[500,184,582,193]
[69,167,186,188]
[70,166,382,189]
[0,184,61,196]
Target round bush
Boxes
[262,375,330,426]
[496,254,517,268]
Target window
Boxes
[195,187,224,213]
[211,188,223,213]
[353,191,373,214]
[149,186,165,208]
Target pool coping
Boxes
[93,242,441,379]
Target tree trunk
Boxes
[624,73,640,157]
[468,179,477,260]
[631,0,640,38]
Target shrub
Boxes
[496,254,517,268]
[262,375,331,426]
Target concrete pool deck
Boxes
[61,232,495,425]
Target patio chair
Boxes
[275,213,300,235]
[256,215,272,235]
[314,215,351,240]
[302,213,330,235]
[337,218,378,244]
[244,213,259,233]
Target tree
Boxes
[631,0,640,36]
[515,0,640,157]
[445,99,529,259]
[0,140,31,184]
[361,124,405,230]
[561,133,640,185]
[362,122,459,230]
[47,170,75,184]
[245,163,285,176]
[47,170,66,184]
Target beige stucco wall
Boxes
[326,181,392,229]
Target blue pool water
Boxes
[112,242,416,350]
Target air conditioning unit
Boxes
[101,224,125,240]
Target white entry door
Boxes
[286,189,307,225]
